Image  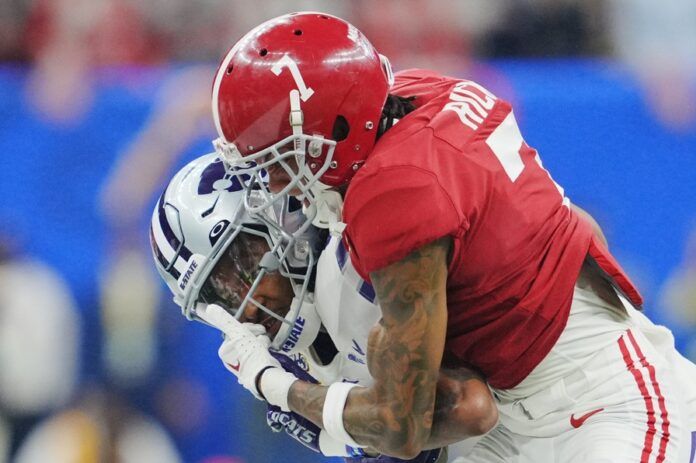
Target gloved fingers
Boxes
[257,334,272,348]
[202,304,269,342]
[199,304,239,333]
[243,322,268,337]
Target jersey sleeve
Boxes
[343,165,464,279]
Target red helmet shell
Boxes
[212,12,391,187]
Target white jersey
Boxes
[272,236,384,460]
[280,235,379,388]
[313,235,380,387]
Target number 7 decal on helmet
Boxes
[210,12,392,234]
[271,54,314,102]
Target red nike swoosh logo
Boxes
[227,361,240,372]
[570,408,604,428]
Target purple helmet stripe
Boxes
[150,226,181,280]
[156,190,193,263]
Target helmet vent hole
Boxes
[319,15,329,19]
[226,64,233,75]
[294,29,303,36]
[332,115,350,142]
[259,48,268,57]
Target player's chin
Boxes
[268,179,302,197]
[267,167,303,196]
[264,317,284,341]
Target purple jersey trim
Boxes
[358,280,376,303]
[335,239,349,272]
[271,351,318,384]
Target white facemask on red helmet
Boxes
[211,12,393,231]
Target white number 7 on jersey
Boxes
[271,54,314,102]
[486,111,568,204]
[486,112,526,182]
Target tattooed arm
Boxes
[285,237,458,458]
[286,349,497,455]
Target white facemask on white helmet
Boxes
[149,153,322,351]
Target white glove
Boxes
[201,304,298,411]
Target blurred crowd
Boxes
[0,0,695,462]
[2,0,696,128]
[0,0,607,64]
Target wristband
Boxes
[322,382,364,448]
[259,367,298,412]
[317,430,367,457]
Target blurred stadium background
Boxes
[0,0,694,461]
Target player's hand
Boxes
[201,304,296,408]
[343,447,445,463]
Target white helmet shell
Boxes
[149,153,321,350]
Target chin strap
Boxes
[328,221,346,237]
[303,183,346,236]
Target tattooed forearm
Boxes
[286,361,497,452]
[287,380,327,426]
[283,237,451,458]
[344,237,450,457]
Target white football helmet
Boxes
[149,153,321,352]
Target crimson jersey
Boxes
[342,69,642,389]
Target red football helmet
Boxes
[211,12,393,229]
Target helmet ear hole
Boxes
[332,115,350,142]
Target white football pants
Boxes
[450,281,695,463]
